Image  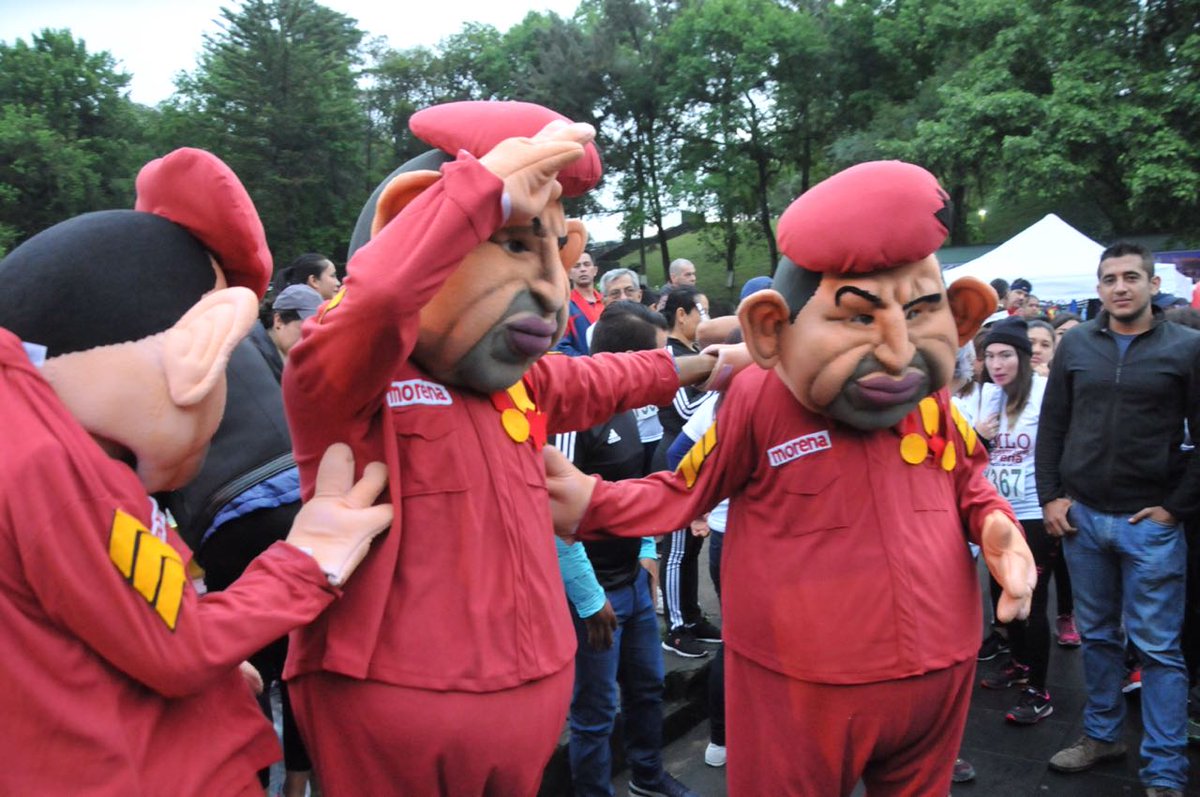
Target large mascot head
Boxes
[0,149,271,491]
[347,101,601,394]
[739,161,995,430]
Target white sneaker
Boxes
[704,742,726,767]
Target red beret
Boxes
[409,101,602,198]
[134,148,272,298]
[777,161,949,275]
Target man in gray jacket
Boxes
[1037,242,1200,797]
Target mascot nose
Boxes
[874,308,915,373]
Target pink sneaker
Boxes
[1056,614,1081,647]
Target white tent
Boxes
[942,214,1103,303]
[944,213,1194,305]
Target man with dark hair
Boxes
[557,250,603,356]
[1008,277,1033,315]
[991,278,1010,311]
[553,300,696,797]
[1038,241,1200,797]
[590,299,667,353]
[599,274,669,479]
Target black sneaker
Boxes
[951,757,976,783]
[1006,686,1053,724]
[980,659,1030,689]
[688,617,722,643]
[662,627,708,658]
[978,630,1010,661]
[629,771,700,797]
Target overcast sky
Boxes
[0,0,582,105]
[0,0,641,240]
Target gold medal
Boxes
[507,382,536,412]
[900,433,928,465]
[941,440,956,471]
[501,408,530,442]
[919,397,939,436]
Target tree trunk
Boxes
[754,150,778,268]
[950,183,968,246]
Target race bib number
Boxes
[985,465,1026,501]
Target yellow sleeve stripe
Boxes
[108,510,186,631]
[317,286,346,323]
[949,403,978,456]
[676,422,718,489]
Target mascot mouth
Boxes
[506,315,557,357]
[853,371,924,408]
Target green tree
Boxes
[167,0,368,263]
[585,0,686,283]
[0,29,147,252]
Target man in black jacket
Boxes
[553,301,698,797]
[1037,242,1200,797]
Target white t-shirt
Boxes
[951,383,987,426]
[978,375,1047,520]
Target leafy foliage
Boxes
[3,0,1199,274]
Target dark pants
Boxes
[1004,518,1059,691]
[1053,543,1074,616]
[568,568,665,796]
[660,528,703,631]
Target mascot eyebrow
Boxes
[835,286,883,308]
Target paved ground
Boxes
[614,552,1200,796]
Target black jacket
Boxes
[1035,308,1200,517]
[556,410,646,591]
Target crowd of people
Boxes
[1,101,1196,797]
[949,251,1200,797]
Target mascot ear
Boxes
[371,170,442,239]
[738,291,791,370]
[163,286,258,407]
[560,219,588,271]
[947,277,998,346]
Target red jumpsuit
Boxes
[0,328,340,797]
[282,154,680,795]
[578,366,1016,796]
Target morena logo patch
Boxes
[386,379,453,408]
[767,430,832,467]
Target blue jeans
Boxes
[1064,500,1189,789]
[568,567,665,796]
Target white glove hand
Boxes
[286,443,393,587]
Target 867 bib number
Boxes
[985,465,1026,500]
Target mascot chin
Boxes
[0,149,391,796]
[546,160,1037,797]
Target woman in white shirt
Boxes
[974,316,1057,726]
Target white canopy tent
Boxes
[943,213,1193,304]
[942,214,1103,303]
